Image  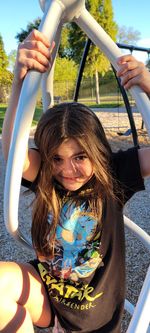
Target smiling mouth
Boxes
[58,175,83,183]
[62,177,79,181]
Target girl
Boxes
[1,30,150,333]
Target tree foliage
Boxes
[54,57,77,81]
[54,57,78,99]
[67,0,117,103]
[15,18,41,42]
[8,50,17,73]
[0,35,13,84]
[58,24,71,58]
[0,34,12,84]
[68,0,118,77]
[0,34,13,102]
[117,25,141,45]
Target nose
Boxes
[62,159,77,175]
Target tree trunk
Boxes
[95,69,100,104]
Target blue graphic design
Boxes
[47,200,103,281]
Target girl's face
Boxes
[52,138,94,191]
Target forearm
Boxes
[2,29,52,162]
[2,78,23,161]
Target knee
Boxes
[0,262,15,301]
[0,262,23,300]
[0,262,9,290]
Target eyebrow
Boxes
[54,151,86,158]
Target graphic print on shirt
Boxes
[46,200,104,282]
[37,200,105,312]
[38,261,104,311]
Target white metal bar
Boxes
[4,0,64,249]
[124,215,150,252]
[41,22,63,111]
[127,267,150,333]
[124,299,135,316]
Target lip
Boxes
[56,175,85,190]
[61,176,80,182]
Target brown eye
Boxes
[75,155,87,161]
[53,156,62,163]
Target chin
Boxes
[64,184,83,191]
[61,181,84,191]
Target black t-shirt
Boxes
[22,147,145,333]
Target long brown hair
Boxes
[32,102,115,257]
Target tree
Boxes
[68,0,118,103]
[8,50,17,72]
[15,2,118,104]
[54,57,78,99]
[0,34,13,102]
[57,24,71,58]
[117,25,141,45]
[15,18,41,42]
[0,34,9,80]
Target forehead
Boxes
[55,138,84,156]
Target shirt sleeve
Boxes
[112,147,145,203]
[21,148,40,192]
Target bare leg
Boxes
[0,261,51,333]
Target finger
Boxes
[28,50,51,68]
[19,50,51,71]
[25,29,50,49]
[21,57,50,74]
[29,30,56,60]
[19,40,51,60]
[123,76,141,90]
[120,68,142,87]
[15,55,50,82]
[117,54,135,65]
[117,60,143,77]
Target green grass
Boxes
[0,104,43,134]
[0,104,7,134]
[87,102,123,108]
[32,106,43,126]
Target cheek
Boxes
[52,163,62,176]
[81,161,94,177]
[52,168,60,177]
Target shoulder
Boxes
[137,147,150,178]
[113,146,150,179]
[112,147,145,202]
[112,146,140,174]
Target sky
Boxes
[0,0,150,64]
[112,0,150,63]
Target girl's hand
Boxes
[117,54,150,94]
[14,29,54,83]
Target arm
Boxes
[2,29,53,181]
[138,148,150,178]
[117,54,150,178]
